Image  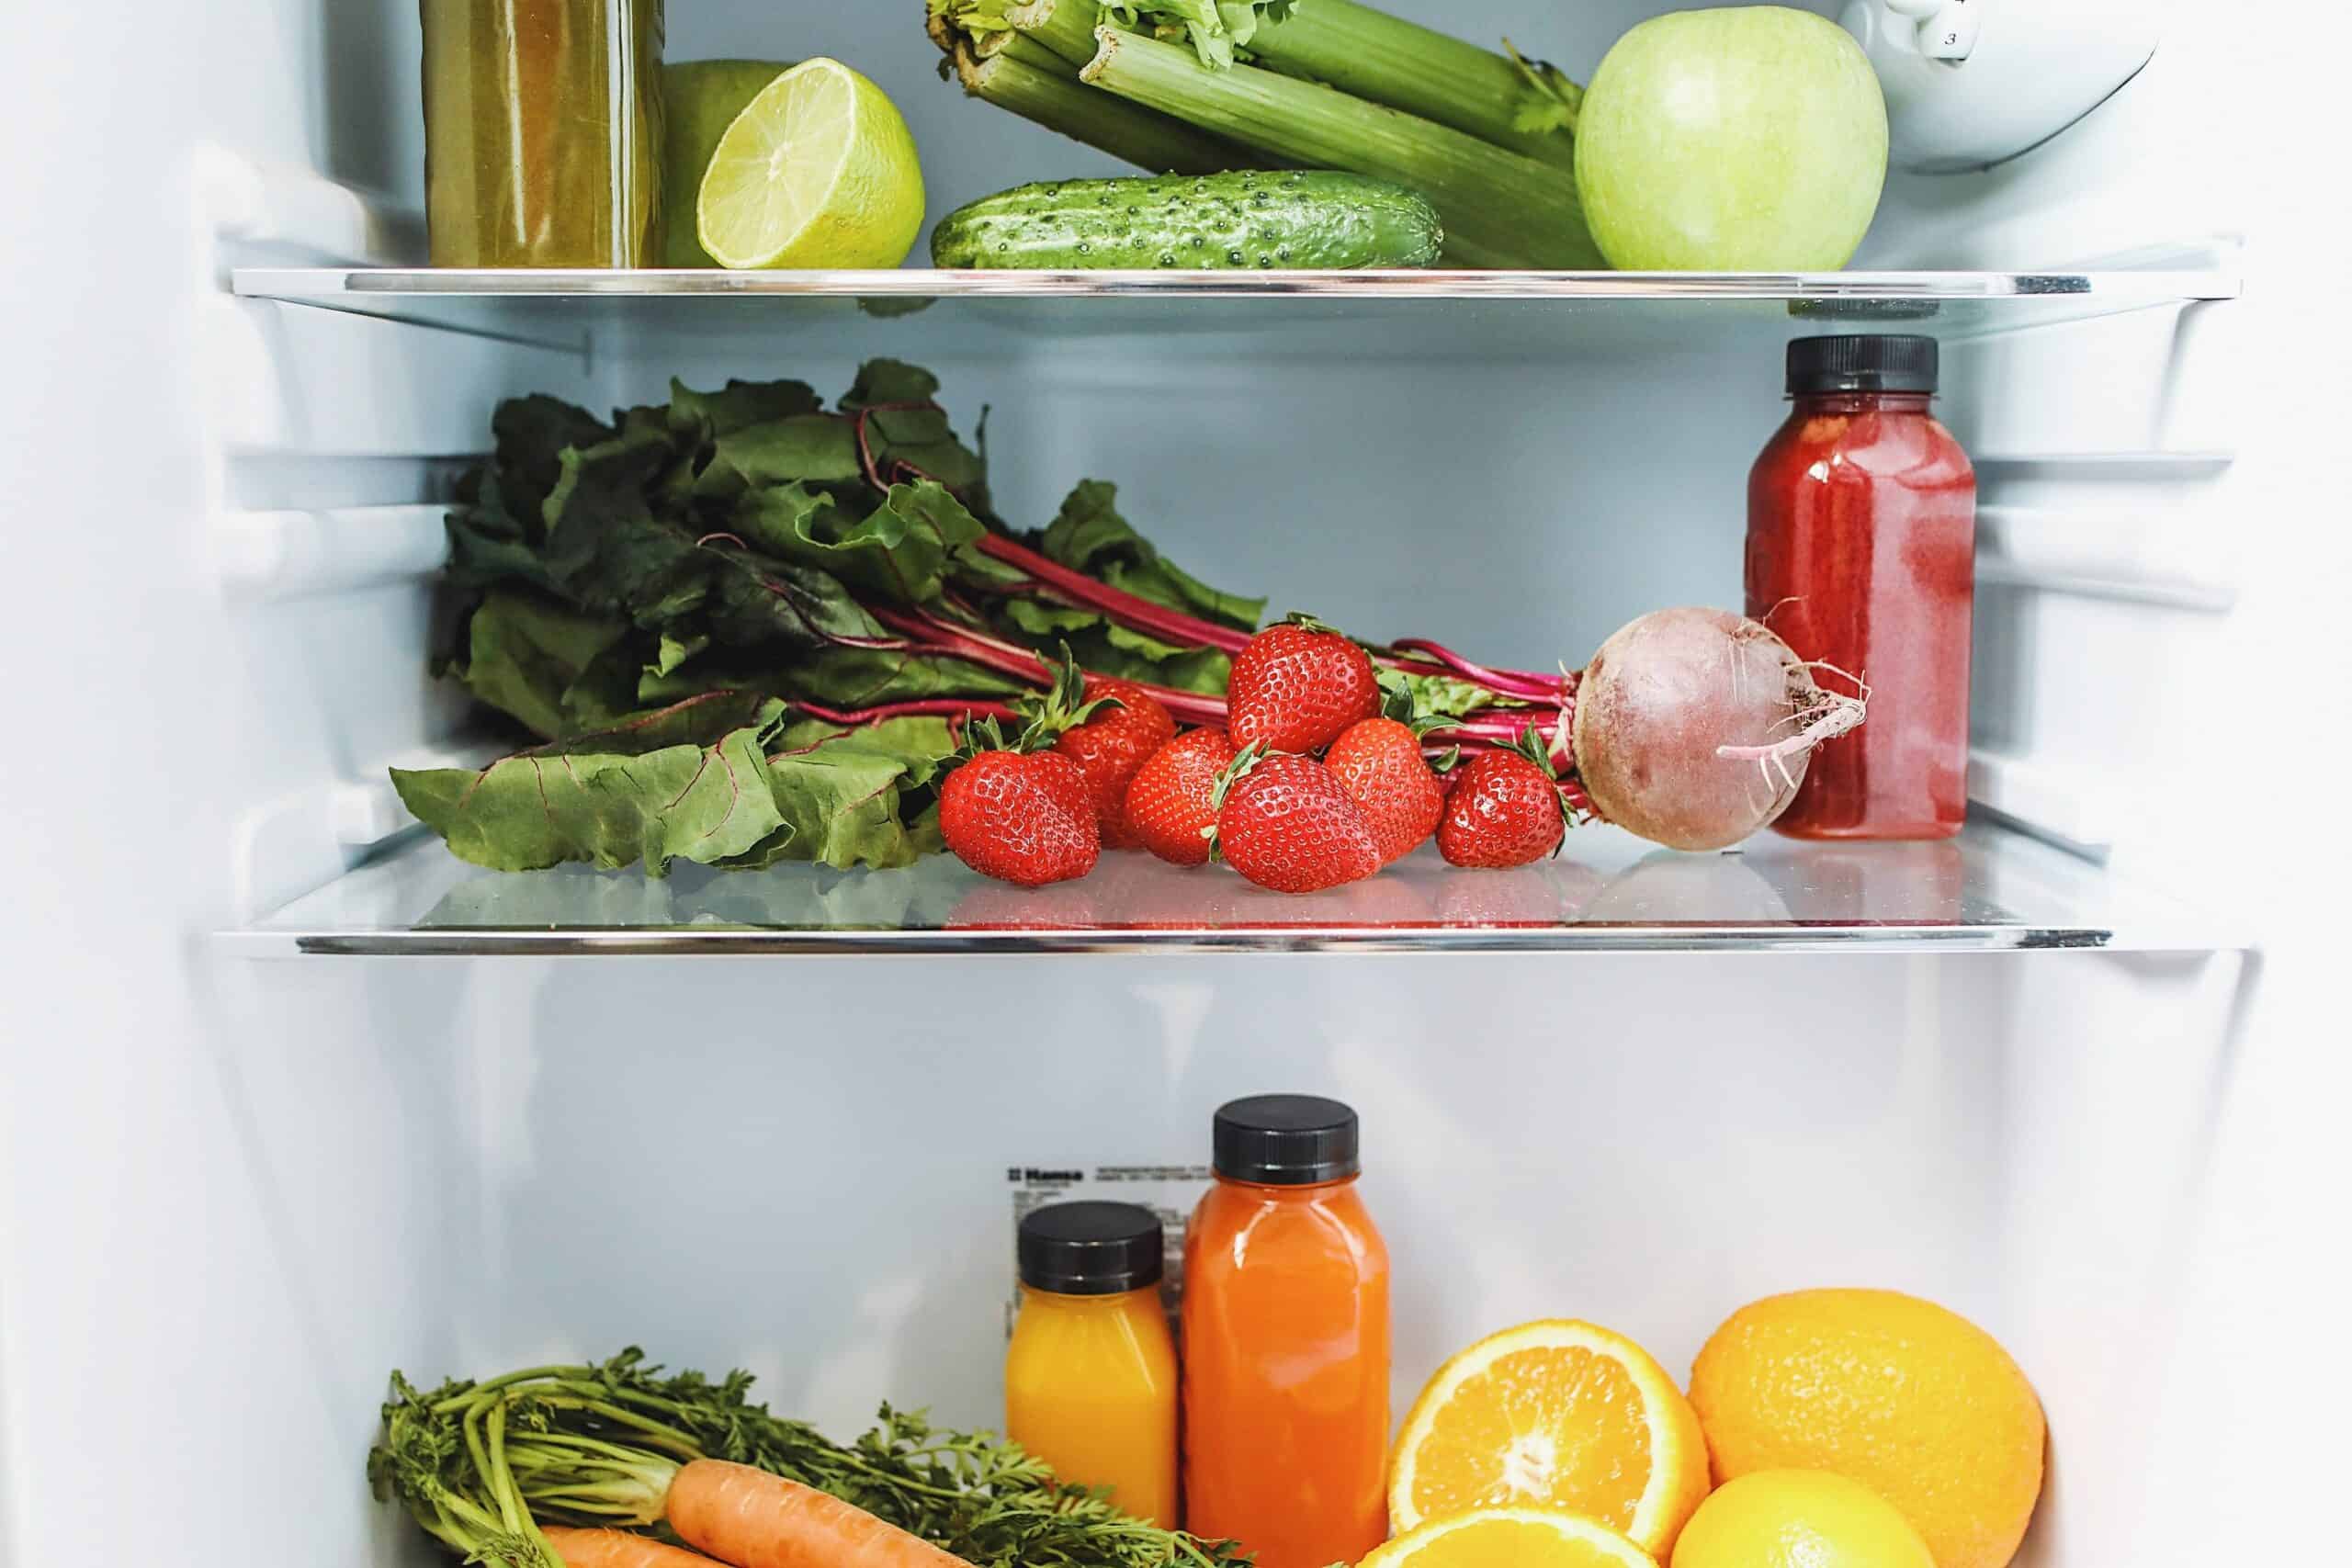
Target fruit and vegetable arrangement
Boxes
[925,2,1888,272]
[457,4,1892,276]
[395,360,1865,892]
[1384,1294,2046,1568]
[373,1288,2044,1568]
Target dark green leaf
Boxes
[669,377,822,437]
[449,591,638,739]
[838,359,988,496]
[1036,480,1263,631]
[391,701,956,876]
[989,558,1236,694]
[697,414,864,502]
[841,359,943,409]
[442,495,562,598]
[537,428,886,653]
[637,646,1028,710]
[489,394,615,541]
[750,716,956,871]
[861,403,987,494]
[732,479,984,604]
[390,694,793,875]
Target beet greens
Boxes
[400,359,1585,875]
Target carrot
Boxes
[541,1526,726,1568]
[662,1459,981,1568]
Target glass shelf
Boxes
[223,822,2231,956]
[228,266,2239,359]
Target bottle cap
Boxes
[1017,1201,1164,1295]
[1787,333,1939,394]
[1212,1094,1360,1185]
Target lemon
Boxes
[695,58,924,270]
[1689,1290,2045,1568]
[1390,1320,1710,1558]
[1672,1471,1933,1568]
[1363,1506,1660,1568]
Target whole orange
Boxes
[1689,1289,2044,1568]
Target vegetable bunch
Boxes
[926,0,1601,267]
[398,358,1577,879]
[370,1348,1249,1568]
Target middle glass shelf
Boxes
[226,822,2227,957]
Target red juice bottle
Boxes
[1747,334,1977,840]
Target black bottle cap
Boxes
[1017,1201,1165,1295]
[1213,1094,1360,1185]
[1787,333,1939,395]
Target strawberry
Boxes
[1125,726,1239,866]
[1325,716,1445,864]
[1053,676,1176,851]
[940,746,1100,888]
[1227,618,1380,754]
[1214,750,1382,894]
[1437,745,1571,869]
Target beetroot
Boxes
[1571,606,1864,851]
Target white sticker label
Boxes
[1005,1162,1214,1340]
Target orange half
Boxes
[1389,1320,1709,1557]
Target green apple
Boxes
[663,60,796,266]
[1574,6,1887,271]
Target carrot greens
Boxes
[370,1349,1250,1568]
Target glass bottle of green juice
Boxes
[419,1,664,266]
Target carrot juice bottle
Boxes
[1182,1096,1390,1568]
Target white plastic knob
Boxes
[1920,0,1984,60]
[1882,0,1945,17]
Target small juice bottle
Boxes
[1747,333,1977,839]
[1005,1201,1180,1528]
[1182,1096,1390,1568]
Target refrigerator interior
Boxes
[4,4,2345,1568]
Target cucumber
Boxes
[930,170,1443,270]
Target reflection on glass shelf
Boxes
[225,822,2231,956]
[226,266,2239,358]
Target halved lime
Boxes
[695,57,925,270]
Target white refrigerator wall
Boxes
[4,8,2346,1568]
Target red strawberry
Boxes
[941,750,1100,887]
[1053,677,1176,850]
[1227,620,1380,754]
[1215,751,1382,894]
[1437,750,1568,869]
[1325,716,1445,864]
[1125,727,1239,866]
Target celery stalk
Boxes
[952,42,1254,177]
[1007,0,1103,69]
[1244,0,1580,170]
[1081,26,1603,268]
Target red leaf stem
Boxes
[1386,638,1570,701]
[789,698,1021,728]
[972,533,1253,656]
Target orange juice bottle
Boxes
[1182,1096,1390,1568]
[1005,1201,1180,1527]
